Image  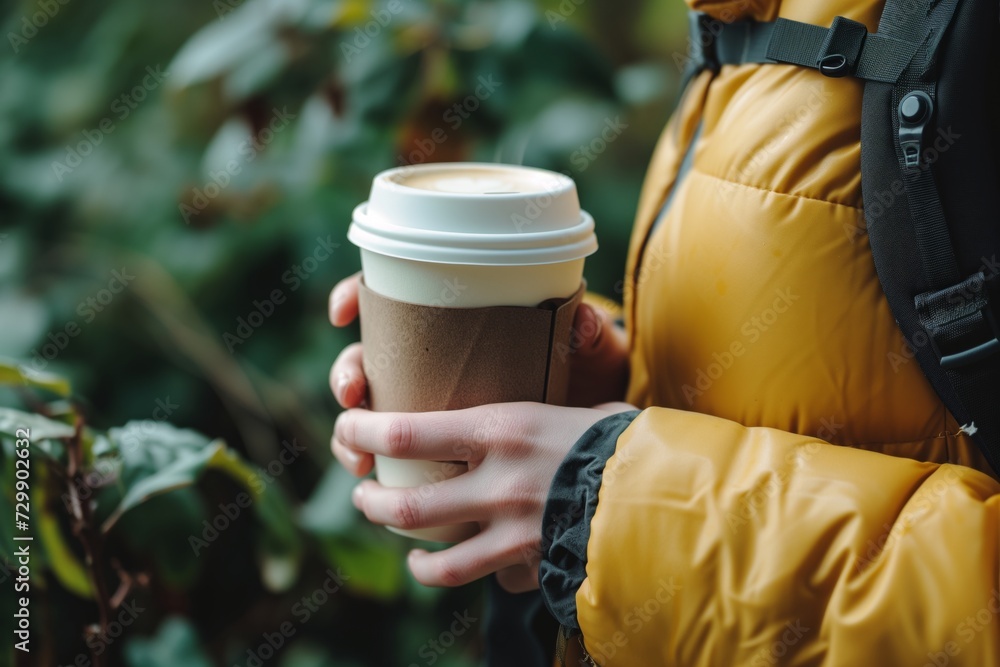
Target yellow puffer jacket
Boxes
[554,0,1000,664]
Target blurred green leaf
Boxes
[0,407,74,441]
[90,432,116,458]
[0,360,72,397]
[0,438,17,564]
[103,439,235,530]
[223,39,291,101]
[0,293,50,358]
[298,462,356,536]
[124,617,213,667]
[318,536,404,600]
[0,359,70,397]
[208,444,302,544]
[100,425,304,591]
[106,421,213,489]
[167,3,281,90]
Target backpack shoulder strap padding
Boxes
[861,0,1000,475]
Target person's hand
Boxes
[331,401,635,593]
[328,273,374,476]
[328,271,635,591]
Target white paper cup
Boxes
[348,163,598,542]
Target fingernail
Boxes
[352,484,364,508]
[331,288,348,325]
[342,446,361,468]
[336,373,351,400]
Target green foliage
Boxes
[124,617,213,667]
[1,0,687,664]
[0,362,72,398]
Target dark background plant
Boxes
[0,0,688,664]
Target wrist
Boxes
[538,409,641,630]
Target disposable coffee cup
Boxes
[348,162,598,542]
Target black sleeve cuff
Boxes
[538,409,641,631]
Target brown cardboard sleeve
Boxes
[357,279,585,413]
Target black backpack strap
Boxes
[862,0,1000,474]
[679,2,1000,473]
[684,12,925,83]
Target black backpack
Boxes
[679,0,1000,473]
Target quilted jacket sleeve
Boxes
[540,407,1000,666]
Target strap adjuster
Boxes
[816,16,868,77]
[916,273,1000,370]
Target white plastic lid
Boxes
[348,163,599,266]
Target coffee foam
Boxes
[389,165,565,195]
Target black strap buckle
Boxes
[916,273,1000,370]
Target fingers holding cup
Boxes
[329,272,361,327]
[329,343,367,409]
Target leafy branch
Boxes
[64,419,114,667]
